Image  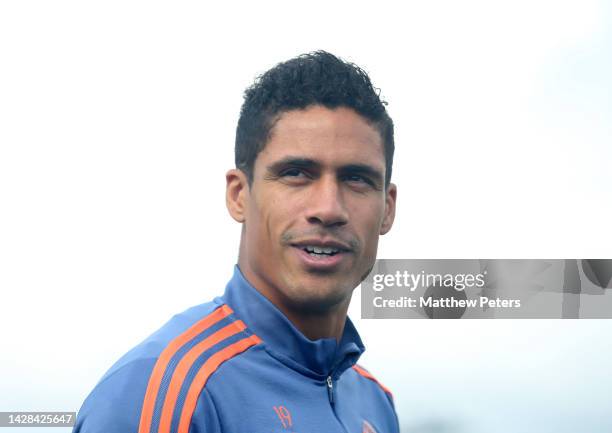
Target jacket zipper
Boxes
[326,375,334,404]
[326,374,349,433]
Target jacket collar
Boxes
[219,265,365,379]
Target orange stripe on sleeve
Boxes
[157,320,248,433]
[352,365,393,396]
[138,304,233,433]
[177,334,262,433]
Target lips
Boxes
[290,239,352,271]
[303,245,340,256]
[291,239,351,253]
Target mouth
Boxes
[301,245,342,257]
[290,240,352,271]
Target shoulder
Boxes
[345,364,399,433]
[73,357,157,433]
[344,363,396,410]
[350,363,394,398]
[74,300,261,433]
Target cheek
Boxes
[350,201,385,256]
[351,198,385,231]
[249,191,296,247]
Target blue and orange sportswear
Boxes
[74,265,399,433]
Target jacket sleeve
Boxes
[74,358,222,433]
[388,393,400,433]
[187,387,223,433]
[73,358,154,433]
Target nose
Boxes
[305,175,349,228]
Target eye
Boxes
[280,167,309,178]
[344,174,372,186]
[276,167,313,185]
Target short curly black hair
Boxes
[235,51,394,187]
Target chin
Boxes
[282,279,353,314]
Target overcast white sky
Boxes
[1,1,611,432]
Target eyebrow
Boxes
[266,157,319,173]
[266,156,384,185]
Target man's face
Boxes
[228,105,396,314]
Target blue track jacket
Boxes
[74,266,399,433]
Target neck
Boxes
[237,256,351,343]
[281,298,351,342]
[241,264,351,342]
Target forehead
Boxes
[258,106,385,168]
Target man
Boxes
[74,51,398,433]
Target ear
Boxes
[380,183,397,235]
[226,168,249,223]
